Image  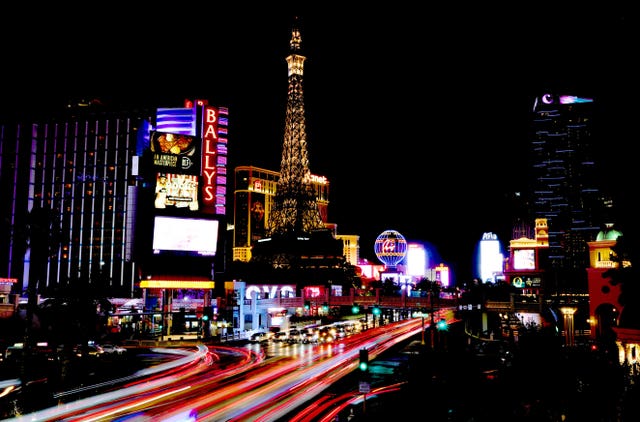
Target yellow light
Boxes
[140,280,215,289]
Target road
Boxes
[5,313,454,421]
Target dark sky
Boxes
[1,5,637,283]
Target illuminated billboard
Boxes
[478,232,504,283]
[152,216,219,256]
[154,172,199,210]
[250,193,266,241]
[513,249,536,270]
[150,131,201,175]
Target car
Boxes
[287,329,302,343]
[273,331,289,342]
[317,327,335,343]
[100,343,126,355]
[249,331,273,343]
[300,328,319,344]
[73,344,104,358]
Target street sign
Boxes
[359,382,370,393]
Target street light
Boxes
[412,310,427,345]
[560,306,577,347]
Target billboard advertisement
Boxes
[152,216,219,257]
[150,131,201,175]
[154,172,199,210]
[513,249,536,270]
[250,193,266,242]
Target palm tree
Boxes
[21,203,59,381]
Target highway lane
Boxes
[6,310,455,421]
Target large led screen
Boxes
[150,130,201,175]
[250,193,266,241]
[154,172,199,210]
[513,249,536,270]
[152,216,219,256]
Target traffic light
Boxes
[358,348,369,372]
[436,318,448,331]
[372,306,381,316]
[351,304,360,314]
[322,303,329,312]
[202,306,212,322]
[304,301,310,311]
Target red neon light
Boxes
[202,107,218,211]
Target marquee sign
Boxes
[245,285,296,300]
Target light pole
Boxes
[560,306,577,347]
[430,291,436,349]
[412,310,426,345]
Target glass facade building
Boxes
[529,93,613,288]
[0,105,149,296]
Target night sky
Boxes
[1,5,637,283]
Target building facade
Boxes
[0,99,228,300]
[0,104,149,296]
[232,165,332,263]
[529,93,613,289]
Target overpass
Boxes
[249,288,459,313]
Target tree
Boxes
[381,277,400,296]
[24,205,57,341]
[415,278,441,297]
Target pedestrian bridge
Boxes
[250,288,458,312]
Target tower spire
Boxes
[267,18,324,238]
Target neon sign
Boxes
[202,107,218,210]
[245,285,296,300]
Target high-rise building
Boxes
[0,99,228,298]
[0,102,149,297]
[529,93,613,290]
[232,165,331,262]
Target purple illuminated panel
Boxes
[559,95,593,104]
[156,107,197,135]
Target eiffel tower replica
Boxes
[250,17,344,283]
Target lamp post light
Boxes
[412,310,426,345]
[560,306,577,347]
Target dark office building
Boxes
[528,93,614,291]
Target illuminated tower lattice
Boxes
[267,18,324,238]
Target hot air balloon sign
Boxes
[374,229,408,269]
